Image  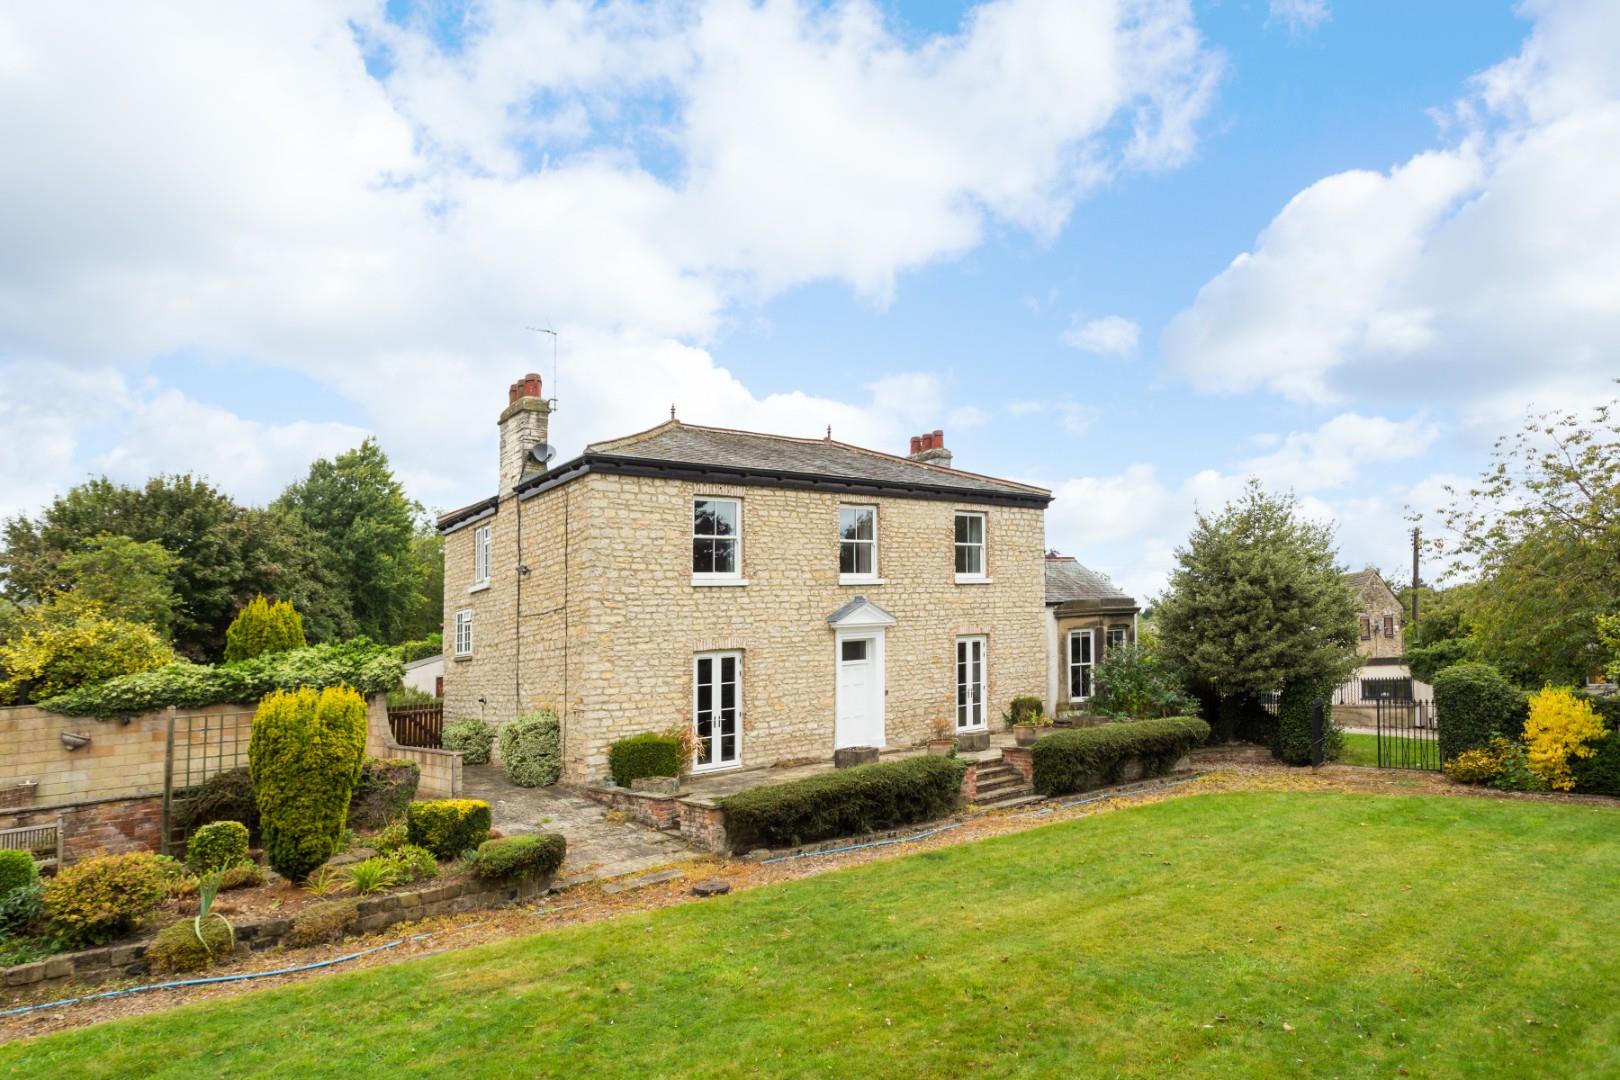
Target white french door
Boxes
[693,651,741,771]
[955,636,986,731]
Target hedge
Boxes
[442,718,495,764]
[40,638,403,720]
[500,710,561,787]
[721,756,965,851]
[186,820,249,874]
[248,686,369,881]
[1433,662,1526,761]
[1571,695,1620,795]
[1274,682,1343,765]
[609,733,681,787]
[406,799,492,860]
[471,833,567,882]
[1031,716,1210,797]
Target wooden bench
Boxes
[0,818,63,872]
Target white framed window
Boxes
[955,636,986,730]
[839,504,878,581]
[454,609,473,657]
[692,497,742,581]
[1069,630,1094,700]
[954,511,986,581]
[693,651,742,770]
[472,525,492,589]
[1106,626,1127,651]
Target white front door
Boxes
[835,634,884,748]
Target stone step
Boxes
[974,769,1024,787]
[975,778,1032,799]
[977,793,1044,811]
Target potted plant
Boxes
[926,716,956,757]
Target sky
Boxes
[1,0,1617,601]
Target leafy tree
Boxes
[1433,392,1619,684]
[1157,480,1360,739]
[56,533,180,636]
[275,439,420,643]
[223,595,306,663]
[397,522,444,644]
[0,596,175,705]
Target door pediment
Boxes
[826,596,898,629]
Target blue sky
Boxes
[1,1,1616,598]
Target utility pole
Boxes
[1410,526,1421,627]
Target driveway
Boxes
[460,764,696,883]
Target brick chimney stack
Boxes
[907,429,952,468]
[498,372,552,492]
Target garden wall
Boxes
[0,794,163,865]
[363,695,461,798]
[1,872,552,998]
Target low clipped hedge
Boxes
[500,710,562,787]
[1031,716,1209,797]
[406,799,492,860]
[40,638,403,720]
[472,833,567,882]
[1433,662,1527,761]
[609,733,681,787]
[442,718,495,765]
[721,756,965,851]
[186,820,249,874]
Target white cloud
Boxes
[1238,411,1439,492]
[0,1,1224,513]
[1268,0,1330,34]
[1061,314,1141,357]
[1164,0,1620,410]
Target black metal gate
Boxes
[1375,699,1440,771]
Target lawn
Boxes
[7,791,1620,1079]
[1339,731,1441,770]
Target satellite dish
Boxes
[528,443,557,468]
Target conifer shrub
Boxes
[186,820,249,874]
[608,732,681,787]
[1031,717,1209,796]
[721,756,965,851]
[248,686,369,881]
[224,595,306,663]
[499,709,561,787]
[0,850,37,896]
[442,717,495,764]
[405,800,492,860]
[471,834,566,882]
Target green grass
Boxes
[1339,732,1441,769]
[7,791,1620,1078]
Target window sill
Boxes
[954,574,993,585]
[468,582,491,594]
[838,574,886,586]
[453,654,473,662]
[692,576,750,587]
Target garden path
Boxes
[460,764,695,883]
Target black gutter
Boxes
[510,452,1053,509]
[435,496,498,533]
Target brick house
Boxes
[1043,552,1139,714]
[438,375,1052,784]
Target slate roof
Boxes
[585,421,1051,503]
[1044,556,1136,607]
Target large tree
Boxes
[56,533,181,636]
[275,438,420,643]
[1434,392,1619,684]
[1157,480,1359,711]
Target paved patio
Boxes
[461,764,696,883]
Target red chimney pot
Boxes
[909,435,922,454]
[932,428,944,447]
[510,373,544,404]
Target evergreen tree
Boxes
[223,595,307,663]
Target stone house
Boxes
[438,375,1052,784]
[1043,552,1139,714]
[1346,569,1404,659]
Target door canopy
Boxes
[826,596,898,629]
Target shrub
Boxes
[287,899,359,948]
[186,821,249,874]
[386,685,436,708]
[223,595,306,663]
[147,917,235,974]
[500,709,561,787]
[397,633,443,665]
[40,638,404,720]
[443,718,496,765]
[609,732,681,787]
[0,598,175,706]
[1572,696,1620,794]
[1273,682,1343,765]
[1434,662,1526,760]
[248,686,369,882]
[1031,716,1210,797]
[368,821,409,853]
[383,844,439,884]
[406,800,492,860]
[1089,645,1198,721]
[1003,695,1046,728]
[219,862,264,890]
[1523,686,1607,791]
[343,857,398,895]
[348,758,421,832]
[471,834,567,882]
[174,767,259,839]
[721,756,965,851]
[0,882,43,937]
[0,849,38,896]
[1489,737,1548,792]
[1443,744,1504,784]
[42,852,171,946]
